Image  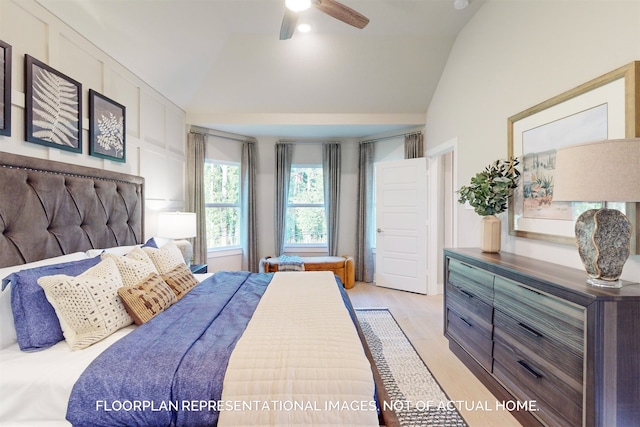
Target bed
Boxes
[0,153,397,427]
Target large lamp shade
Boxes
[157,212,197,265]
[157,212,197,239]
[552,138,640,287]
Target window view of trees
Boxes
[286,166,326,245]
[204,160,240,249]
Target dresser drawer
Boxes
[446,307,493,371]
[494,276,584,355]
[446,281,493,328]
[494,310,583,389]
[447,258,494,304]
[493,340,582,427]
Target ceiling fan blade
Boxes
[280,8,299,40]
[313,0,369,29]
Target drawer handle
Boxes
[518,322,543,338]
[517,360,543,379]
[460,317,473,327]
[459,289,474,298]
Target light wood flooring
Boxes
[347,282,523,427]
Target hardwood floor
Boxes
[347,282,523,427]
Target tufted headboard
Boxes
[0,152,144,268]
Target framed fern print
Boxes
[25,55,82,152]
[0,40,11,137]
[89,89,126,162]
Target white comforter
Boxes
[219,271,378,426]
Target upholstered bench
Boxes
[260,256,355,289]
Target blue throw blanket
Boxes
[66,271,272,427]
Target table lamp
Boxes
[552,138,640,288]
[157,212,197,265]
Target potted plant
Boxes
[457,157,520,252]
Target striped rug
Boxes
[356,308,467,427]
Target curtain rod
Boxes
[277,139,340,145]
[189,126,255,143]
[359,130,421,144]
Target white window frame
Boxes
[284,164,327,251]
[204,159,241,252]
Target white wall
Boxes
[426,0,640,281]
[0,0,187,240]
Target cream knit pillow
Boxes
[142,242,186,274]
[102,247,158,287]
[38,258,132,350]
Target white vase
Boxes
[481,215,501,253]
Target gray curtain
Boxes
[186,132,207,264]
[274,143,292,255]
[356,142,375,282]
[404,132,424,159]
[241,140,258,272]
[322,143,341,256]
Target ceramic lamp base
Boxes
[173,239,193,266]
[575,208,630,288]
[587,277,622,288]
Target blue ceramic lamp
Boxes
[553,138,640,288]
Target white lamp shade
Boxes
[552,138,640,202]
[157,212,197,239]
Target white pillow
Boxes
[0,252,90,350]
[86,244,140,258]
[142,242,186,274]
[102,248,158,287]
[0,287,16,349]
[38,258,133,350]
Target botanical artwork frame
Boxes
[0,40,11,137]
[89,89,126,162]
[508,61,639,254]
[25,55,82,153]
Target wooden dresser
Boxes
[443,248,640,427]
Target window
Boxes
[204,160,240,249]
[286,166,326,245]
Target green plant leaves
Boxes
[457,157,520,216]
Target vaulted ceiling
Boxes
[36,0,485,138]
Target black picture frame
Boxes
[89,89,126,163]
[0,40,11,137]
[25,55,82,153]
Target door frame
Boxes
[426,137,458,294]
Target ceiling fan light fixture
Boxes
[286,0,311,12]
[453,0,469,10]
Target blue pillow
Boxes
[143,237,159,248]
[2,256,101,351]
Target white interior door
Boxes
[375,157,428,294]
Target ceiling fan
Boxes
[280,0,369,40]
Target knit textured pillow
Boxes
[162,263,199,300]
[118,273,178,325]
[37,258,132,350]
[143,243,185,274]
[102,248,158,287]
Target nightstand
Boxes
[189,264,208,274]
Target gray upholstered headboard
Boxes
[0,152,144,268]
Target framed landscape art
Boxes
[89,89,126,162]
[508,61,639,253]
[25,55,82,152]
[0,40,11,137]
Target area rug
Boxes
[355,308,467,427]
